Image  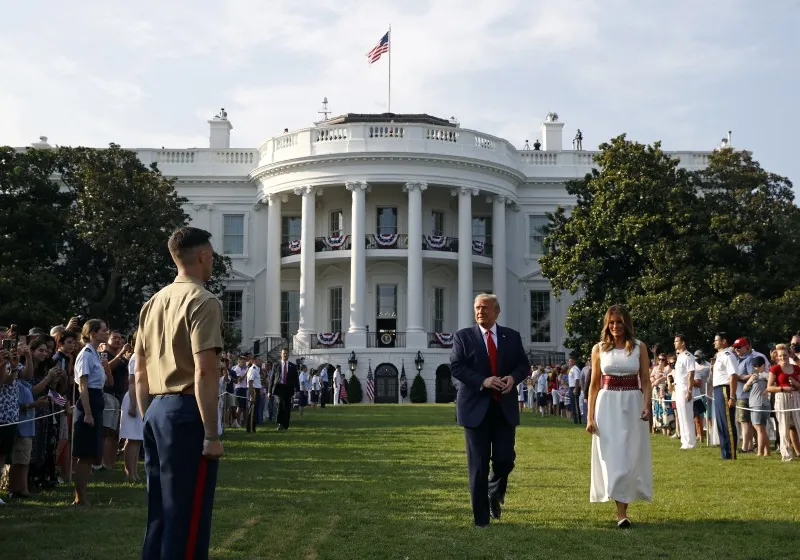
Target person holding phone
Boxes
[72,320,109,506]
[587,305,653,528]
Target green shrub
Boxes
[347,374,363,403]
[409,373,427,403]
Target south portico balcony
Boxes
[280,234,493,259]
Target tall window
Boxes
[472,216,492,246]
[433,288,444,332]
[281,216,302,245]
[221,291,243,332]
[431,211,445,236]
[330,287,343,332]
[280,291,300,341]
[377,207,398,235]
[222,214,245,255]
[330,210,343,237]
[530,291,551,343]
[529,215,548,255]
[376,285,398,318]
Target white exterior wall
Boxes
[123,115,711,403]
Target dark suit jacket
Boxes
[269,361,300,394]
[450,324,530,428]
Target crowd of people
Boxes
[516,332,800,462]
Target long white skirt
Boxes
[590,389,653,503]
[119,392,144,441]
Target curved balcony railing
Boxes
[366,331,407,348]
[366,234,409,250]
[315,235,351,252]
[280,240,302,257]
[309,332,345,349]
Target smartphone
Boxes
[1,339,13,351]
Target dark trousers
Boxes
[275,385,293,429]
[321,382,329,407]
[143,395,219,560]
[246,392,262,432]
[569,387,581,423]
[463,401,516,526]
[713,385,737,460]
[266,394,275,421]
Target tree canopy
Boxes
[0,144,233,333]
[540,135,800,357]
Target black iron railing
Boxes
[422,235,457,252]
[366,331,407,348]
[309,332,345,349]
[527,349,566,366]
[315,236,351,252]
[366,234,408,250]
[280,240,301,257]
[427,332,454,348]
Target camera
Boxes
[1,339,13,351]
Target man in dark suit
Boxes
[450,293,530,527]
[268,348,300,431]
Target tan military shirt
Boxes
[135,275,223,394]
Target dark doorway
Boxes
[435,364,455,403]
[374,363,399,404]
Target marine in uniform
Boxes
[671,335,696,450]
[135,227,224,560]
[712,332,739,460]
[245,356,262,433]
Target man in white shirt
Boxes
[712,332,739,460]
[231,355,248,428]
[692,350,711,441]
[333,366,343,405]
[672,335,696,449]
[567,355,581,424]
[245,356,263,433]
[319,365,329,408]
[535,366,548,417]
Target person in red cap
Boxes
[733,337,769,453]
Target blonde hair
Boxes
[599,304,636,354]
[80,319,105,344]
[474,293,500,311]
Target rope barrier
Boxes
[657,393,800,412]
[0,406,73,427]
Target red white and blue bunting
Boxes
[375,233,399,247]
[324,234,349,249]
[316,332,341,346]
[434,332,454,347]
[472,240,485,255]
[425,235,446,249]
[288,240,301,253]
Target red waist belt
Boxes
[601,374,640,391]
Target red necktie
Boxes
[487,330,500,402]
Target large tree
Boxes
[0,144,233,333]
[540,136,800,357]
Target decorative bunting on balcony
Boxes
[288,240,301,253]
[472,240,485,255]
[425,235,446,249]
[316,332,341,346]
[434,332,454,347]
[375,233,399,247]
[323,234,349,249]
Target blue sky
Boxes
[2,0,798,188]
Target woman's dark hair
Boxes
[80,319,105,344]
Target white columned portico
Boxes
[404,181,427,348]
[491,195,507,315]
[346,181,368,348]
[295,186,316,343]
[455,187,478,329]
[264,193,282,339]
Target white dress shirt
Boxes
[246,365,262,389]
[477,323,498,355]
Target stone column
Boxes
[455,187,478,329]
[346,181,368,348]
[264,194,282,339]
[295,186,316,341]
[404,181,427,347]
[491,195,507,315]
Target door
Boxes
[435,364,455,403]
[374,363,399,404]
[376,284,397,347]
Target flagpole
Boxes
[387,25,392,113]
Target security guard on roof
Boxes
[712,332,739,460]
[135,227,224,559]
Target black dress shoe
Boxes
[489,498,502,520]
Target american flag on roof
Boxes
[367,31,390,64]
[366,362,375,403]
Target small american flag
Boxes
[366,362,375,403]
[49,390,67,407]
[367,31,390,64]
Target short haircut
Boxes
[674,333,686,344]
[715,332,728,343]
[569,353,577,360]
[753,356,766,367]
[167,227,212,263]
[473,293,500,310]
[58,330,78,345]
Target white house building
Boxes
[122,111,712,402]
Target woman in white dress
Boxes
[586,304,653,528]
[119,333,144,483]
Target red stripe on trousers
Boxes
[185,457,208,560]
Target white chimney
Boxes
[540,112,565,151]
[208,108,232,149]
[31,136,52,149]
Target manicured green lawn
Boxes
[1,405,799,559]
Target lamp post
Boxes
[414,351,424,373]
[348,351,358,374]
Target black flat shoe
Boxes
[617,518,631,529]
[489,498,502,520]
